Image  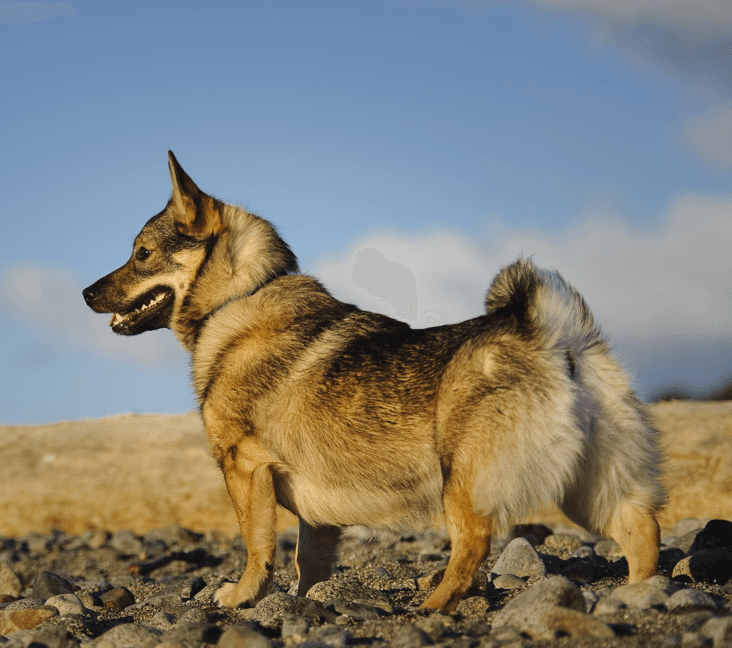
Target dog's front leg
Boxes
[295,519,342,596]
[214,463,277,608]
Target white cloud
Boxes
[684,105,732,169]
[0,264,186,369]
[501,0,732,170]
[0,2,76,25]
[314,191,732,349]
[533,0,732,31]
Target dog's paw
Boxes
[213,581,239,608]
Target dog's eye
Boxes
[136,247,152,261]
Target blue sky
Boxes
[1,0,731,424]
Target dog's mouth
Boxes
[109,288,174,335]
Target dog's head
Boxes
[84,152,299,349]
[82,151,222,338]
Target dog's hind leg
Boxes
[214,463,278,608]
[421,481,491,613]
[295,520,342,596]
[605,500,660,583]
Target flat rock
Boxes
[0,606,58,636]
[306,578,391,605]
[666,588,717,614]
[611,582,670,609]
[250,592,314,630]
[492,574,526,590]
[491,537,546,578]
[700,616,732,646]
[87,623,162,648]
[2,625,79,648]
[391,623,433,647]
[493,576,614,640]
[216,624,273,648]
[45,593,88,616]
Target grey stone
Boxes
[572,545,596,559]
[491,537,546,578]
[582,589,599,613]
[611,582,670,609]
[391,623,433,647]
[545,533,583,551]
[559,560,596,583]
[281,614,309,639]
[148,611,177,631]
[109,530,144,557]
[456,596,491,616]
[492,574,526,590]
[45,594,87,616]
[0,564,23,598]
[250,592,312,630]
[216,624,272,648]
[3,625,80,648]
[670,530,703,555]
[594,539,623,559]
[4,598,46,611]
[673,519,708,538]
[488,624,525,644]
[306,578,391,605]
[326,598,389,619]
[307,625,353,647]
[681,631,712,648]
[646,575,686,595]
[88,623,162,648]
[700,616,732,646]
[667,589,717,614]
[508,524,553,544]
[158,622,222,647]
[143,525,202,548]
[177,607,210,627]
[31,572,74,600]
[593,593,627,615]
[493,576,614,640]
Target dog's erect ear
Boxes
[168,150,222,240]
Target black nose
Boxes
[82,285,99,305]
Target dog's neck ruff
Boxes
[192,271,289,347]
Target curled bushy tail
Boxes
[480,259,666,532]
[485,258,605,357]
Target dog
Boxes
[83,151,666,613]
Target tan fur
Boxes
[83,152,666,614]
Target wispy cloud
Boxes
[0,2,76,26]
[514,0,732,168]
[684,105,732,169]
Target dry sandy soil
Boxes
[0,400,730,538]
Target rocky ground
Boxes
[1,401,731,646]
[2,518,732,647]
